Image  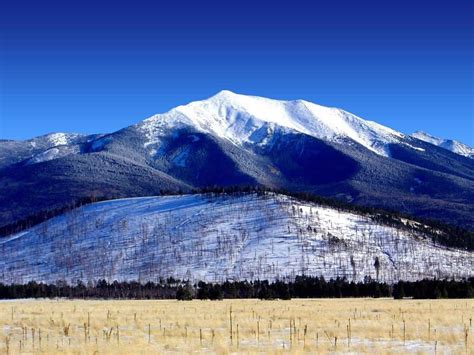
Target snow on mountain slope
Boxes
[0,132,110,168]
[44,132,79,146]
[29,132,85,148]
[139,90,406,156]
[0,132,93,169]
[1,193,471,284]
[26,145,82,165]
[412,131,474,159]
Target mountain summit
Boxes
[139,90,406,157]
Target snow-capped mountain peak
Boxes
[412,131,474,159]
[140,90,406,156]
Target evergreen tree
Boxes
[176,285,193,300]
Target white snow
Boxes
[1,193,471,285]
[47,133,69,146]
[412,131,474,158]
[28,148,61,164]
[25,132,84,160]
[412,131,444,146]
[26,145,81,164]
[22,132,94,165]
[139,90,407,157]
[44,132,81,147]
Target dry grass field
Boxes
[0,298,472,354]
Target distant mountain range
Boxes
[1,90,473,231]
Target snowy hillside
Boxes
[412,131,474,159]
[139,90,406,156]
[1,193,471,285]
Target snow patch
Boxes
[45,133,81,147]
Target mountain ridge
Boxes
[1,91,473,232]
[140,90,410,157]
[6,91,472,162]
[412,130,474,158]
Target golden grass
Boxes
[0,298,472,354]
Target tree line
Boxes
[0,276,472,300]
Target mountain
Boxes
[1,192,472,284]
[0,132,99,168]
[412,131,474,159]
[1,91,473,232]
[139,90,404,157]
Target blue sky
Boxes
[1,0,473,144]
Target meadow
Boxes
[0,298,472,354]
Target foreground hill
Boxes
[1,91,473,231]
[1,192,471,285]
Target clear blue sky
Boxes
[1,0,473,144]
